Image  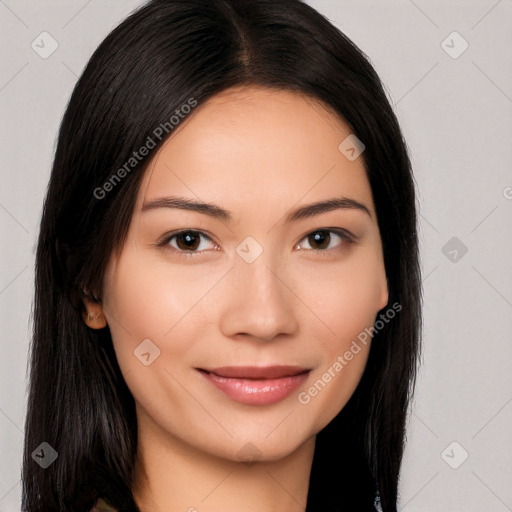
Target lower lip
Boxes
[199,370,310,405]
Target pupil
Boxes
[310,231,329,250]
[178,232,199,250]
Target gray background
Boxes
[1,0,511,510]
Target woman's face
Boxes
[101,86,388,462]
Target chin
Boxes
[212,428,314,465]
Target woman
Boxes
[22,0,422,511]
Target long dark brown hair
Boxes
[22,1,422,510]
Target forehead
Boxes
[136,86,373,216]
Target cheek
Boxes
[100,254,212,423]
[304,249,386,345]
[103,247,212,337]
[295,252,385,429]
[101,251,202,371]
[312,281,378,397]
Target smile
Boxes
[197,365,311,405]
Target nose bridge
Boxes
[220,239,298,341]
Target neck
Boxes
[131,410,315,512]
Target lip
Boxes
[197,365,310,406]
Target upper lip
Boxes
[198,365,310,380]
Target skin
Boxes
[84,85,388,512]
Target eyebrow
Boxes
[141,195,371,222]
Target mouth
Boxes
[196,365,311,406]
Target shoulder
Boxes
[90,497,118,511]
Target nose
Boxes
[219,252,299,343]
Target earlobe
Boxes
[82,297,107,329]
[379,275,389,311]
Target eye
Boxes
[296,229,354,253]
[157,228,355,258]
[158,230,218,256]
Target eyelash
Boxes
[157,228,356,258]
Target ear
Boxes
[378,273,389,311]
[82,296,107,329]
